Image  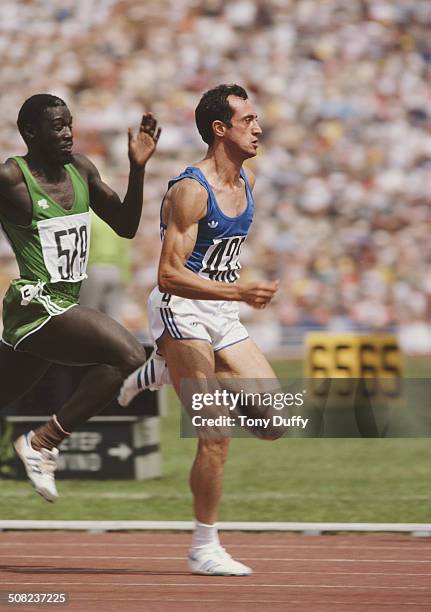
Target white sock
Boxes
[191,521,220,549]
[140,354,171,387]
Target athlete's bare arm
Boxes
[158,179,278,308]
[74,113,161,238]
[0,159,34,225]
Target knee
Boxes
[252,425,285,441]
[257,432,283,441]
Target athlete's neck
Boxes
[200,143,245,187]
[24,152,68,183]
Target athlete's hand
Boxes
[128,113,161,168]
[239,280,279,309]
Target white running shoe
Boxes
[14,431,59,503]
[118,351,169,407]
[189,544,252,576]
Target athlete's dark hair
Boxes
[195,84,248,146]
[17,94,67,142]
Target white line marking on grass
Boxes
[7,491,429,501]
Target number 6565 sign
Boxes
[304,333,403,398]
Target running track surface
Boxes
[0,532,430,611]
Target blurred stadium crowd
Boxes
[1,0,431,352]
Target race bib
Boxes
[37,212,91,283]
[200,235,246,283]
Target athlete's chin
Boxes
[238,146,257,159]
[58,151,74,164]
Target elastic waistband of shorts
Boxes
[11,278,81,301]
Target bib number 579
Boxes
[55,225,88,280]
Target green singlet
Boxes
[1,156,91,349]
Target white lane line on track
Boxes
[64,597,431,605]
[2,566,430,578]
[66,595,314,605]
[266,571,431,577]
[0,554,430,563]
[0,581,430,590]
[64,599,431,608]
[2,567,431,577]
[1,543,429,552]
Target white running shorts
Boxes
[147,286,249,352]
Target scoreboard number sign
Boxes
[305,333,403,400]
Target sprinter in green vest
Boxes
[0,94,160,502]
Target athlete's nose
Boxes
[252,121,262,136]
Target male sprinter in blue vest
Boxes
[120,84,279,575]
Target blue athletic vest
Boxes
[160,166,254,283]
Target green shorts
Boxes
[2,279,79,350]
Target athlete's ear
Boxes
[22,124,37,143]
[212,120,227,139]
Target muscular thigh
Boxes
[158,332,215,395]
[0,342,50,409]
[215,338,277,381]
[215,338,281,409]
[215,338,284,439]
[19,306,145,367]
[159,333,235,440]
